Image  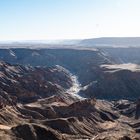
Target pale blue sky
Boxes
[0,0,140,40]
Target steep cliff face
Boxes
[0,61,73,103]
[80,64,140,100]
[0,48,113,85]
[101,47,140,64]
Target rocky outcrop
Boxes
[0,96,140,139]
[0,61,73,104]
[10,123,66,140]
[80,64,140,100]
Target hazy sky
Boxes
[0,0,140,40]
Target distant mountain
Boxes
[2,37,140,48]
[14,39,81,45]
[79,37,140,47]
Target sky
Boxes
[0,0,140,41]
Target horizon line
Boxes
[1,36,140,42]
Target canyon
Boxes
[0,47,139,139]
